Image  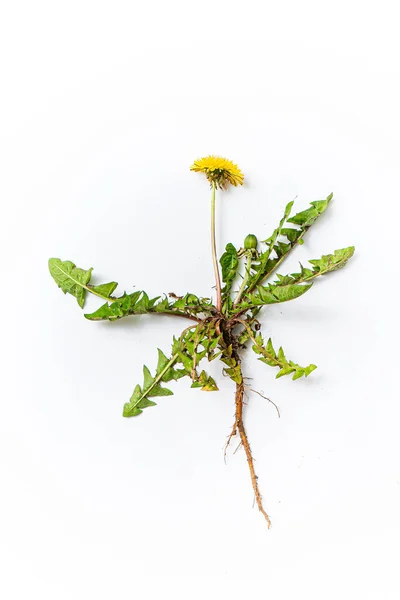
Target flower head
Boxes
[190,155,244,189]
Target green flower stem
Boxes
[210,182,222,312]
[233,250,252,306]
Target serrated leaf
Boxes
[84,302,115,321]
[280,228,301,243]
[84,290,165,321]
[220,243,239,300]
[241,194,333,300]
[273,247,355,288]
[49,258,93,308]
[269,283,312,302]
[134,292,150,313]
[123,385,145,417]
[191,370,219,391]
[156,349,170,373]
[308,246,355,274]
[122,405,143,417]
[239,282,312,310]
[292,369,305,380]
[178,351,194,373]
[220,243,239,282]
[147,384,173,397]
[84,295,129,321]
[277,347,286,363]
[304,364,317,376]
[123,346,184,417]
[143,366,154,389]
[223,365,243,384]
[259,357,279,367]
[251,333,316,381]
[275,241,291,257]
[276,367,296,378]
[154,297,170,312]
[88,281,118,297]
[137,398,157,408]
[266,338,275,358]
[287,196,331,226]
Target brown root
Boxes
[224,422,237,462]
[219,318,271,526]
[247,387,281,419]
[232,380,271,527]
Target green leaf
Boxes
[134,292,150,313]
[156,349,170,372]
[84,301,121,321]
[84,293,135,321]
[123,391,157,417]
[304,364,318,376]
[223,364,243,384]
[287,196,332,226]
[143,366,153,389]
[251,334,316,381]
[156,348,186,382]
[266,338,275,358]
[220,243,239,283]
[308,246,355,274]
[123,350,180,418]
[88,281,118,297]
[280,227,302,243]
[169,293,210,315]
[153,297,170,312]
[273,246,355,287]
[146,384,173,398]
[191,370,219,391]
[236,282,312,310]
[49,258,93,308]
[218,343,243,384]
[84,291,167,321]
[241,194,333,298]
[262,201,294,248]
[276,366,296,378]
[49,258,123,309]
[220,243,239,301]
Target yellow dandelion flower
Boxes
[190,155,244,189]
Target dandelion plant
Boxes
[49,155,354,527]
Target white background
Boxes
[1,2,399,599]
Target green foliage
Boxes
[49,258,214,321]
[251,334,317,380]
[191,370,219,391]
[220,243,239,299]
[219,344,243,384]
[123,349,185,417]
[163,293,213,315]
[49,192,354,420]
[90,281,118,297]
[49,258,92,308]
[85,291,158,321]
[243,194,332,296]
[49,258,119,308]
[273,247,355,286]
[47,161,356,531]
[233,282,312,313]
[85,291,215,321]
[123,323,221,417]
[85,292,214,321]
